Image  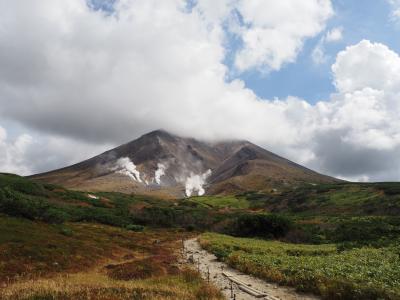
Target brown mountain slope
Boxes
[31,130,339,197]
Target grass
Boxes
[200,232,400,300]
[242,183,400,216]
[0,215,186,283]
[0,215,223,299]
[2,174,400,298]
[326,189,377,206]
[189,195,249,209]
[0,268,223,300]
[0,174,235,230]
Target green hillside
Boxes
[1,173,400,299]
[239,182,400,216]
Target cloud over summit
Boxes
[0,0,400,182]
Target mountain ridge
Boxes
[31,130,339,197]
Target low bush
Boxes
[42,208,69,224]
[375,183,400,195]
[332,217,400,244]
[59,226,74,237]
[0,187,46,220]
[200,233,400,300]
[126,224,145,232]
[185,224,195,232]
[231,213,292,238]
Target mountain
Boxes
[31,130,339,198]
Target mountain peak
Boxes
[141,129,175,138]
[31,130,339,198]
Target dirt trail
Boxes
[184,238,319,300]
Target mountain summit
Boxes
[32,130,338,197]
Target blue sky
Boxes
[237,0,400,103]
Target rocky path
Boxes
[184,238,319,300]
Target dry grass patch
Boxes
[0,216,224,299]
[106,255,180,281]
[0,216,190,284]
[0,269,223,300]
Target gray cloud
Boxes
[309,129,400,180]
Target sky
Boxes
[1,0,400,182]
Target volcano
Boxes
[31,130,338,198]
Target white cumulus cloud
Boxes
[332,40,400,93]
[308,40,400,180]
[195,0,333,71]
[234,0,333,71]
[0,1,399,183]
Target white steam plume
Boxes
[112,157,142,183]
[155,163,167,184]
[185,169,212,197]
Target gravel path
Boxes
[184,238,319,300]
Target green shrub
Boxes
[332,217,400,244]
[42,208,69,224]
[375,183,400,195]
[0,174,49,197]
[0,187,43,220]
[59,227,74,237]
[186,224,195,232]
[81,208,130,227]
[232,213,292,238]
[201,233,400,300]
[126,224,145,232]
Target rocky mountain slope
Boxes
[31,130,338,197]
